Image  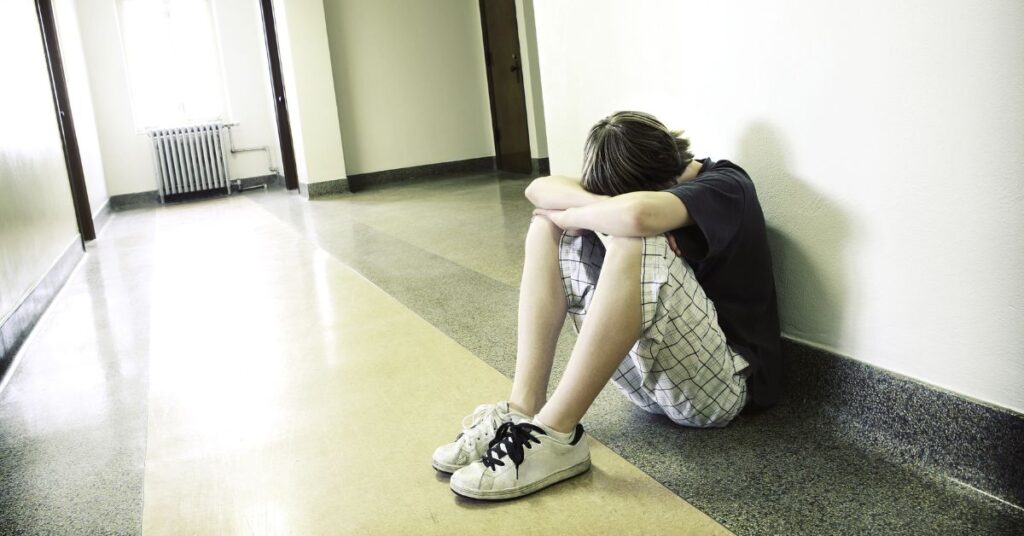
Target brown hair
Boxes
[580,111,693,196]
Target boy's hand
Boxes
[665,232,684,257]
[533,208,587,236]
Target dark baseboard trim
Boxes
[300,178,350,199]
[234,173,281,191]
[91,200,112,237]
[110,190,160,211]
[0,237,84,389]
[532,157,550,175]
[109,175,285,208]
[783,337,1023,507]
[347,157,496,192]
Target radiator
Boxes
[147,123,230,200]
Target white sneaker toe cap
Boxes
[450,462,490,491]
[432,442,469,469]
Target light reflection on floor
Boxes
[1,192,729,535]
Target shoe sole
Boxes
[431,460,462,474]
[449,457,592,501]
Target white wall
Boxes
[533,0,1024,413]
[212,0,283,180]
[272,0,346,185]
[53,0,109,217]
[75,0,151,197]
[322,0,493,175]
[0,0,79,319]
[75,0,282,196]
[516,0,547,160]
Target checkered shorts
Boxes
[559,232,750,427]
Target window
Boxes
[117,0,227,129]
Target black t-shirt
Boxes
[666,158,782,406]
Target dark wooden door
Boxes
[259,0,298,190]
[35,0,94,242]
[480,0,532,173]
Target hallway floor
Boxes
[1,173,1021,534]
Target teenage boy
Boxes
[434,111,781,501]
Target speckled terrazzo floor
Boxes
[1,172,1021,534]
[0,188,728,535]
[246,173,1024,535]
[0,211,154,534]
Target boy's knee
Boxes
[602,235,643,255]
[527,214,564,244]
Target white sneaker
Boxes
[432,401,526,473]
[449,421,591,500]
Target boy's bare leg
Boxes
[534,235,642,433]
[508,216,569,417]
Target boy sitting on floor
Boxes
[433,111,781,501]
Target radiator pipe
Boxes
[223,122,279,179]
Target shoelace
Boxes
[458,403,506,445]
[481,422,544,478]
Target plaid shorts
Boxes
[559,232,750,427]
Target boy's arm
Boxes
[524,175,607,209]
[534,191,692,237]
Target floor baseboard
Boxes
[300,177,350,199]
[0,237,84,390]
[233,174,281,191]
[91,200,113,236]
[783,337,1024,507]
[110,191,160,211]
[347,157,495,192]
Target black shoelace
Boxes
[481,422,545,478]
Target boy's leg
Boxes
[432,216,565,473]
[447,232,637,499]
[508,216,569,417]
[534,235,642,433]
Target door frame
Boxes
[35,0,94,242]
[258,0,299,191]
[478,0,533,173]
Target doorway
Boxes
[258,0,299,191]
[35,0,94,242]
[479,0,532,173]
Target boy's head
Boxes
[580,111,693,196]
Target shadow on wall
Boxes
[736,122,850,352]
